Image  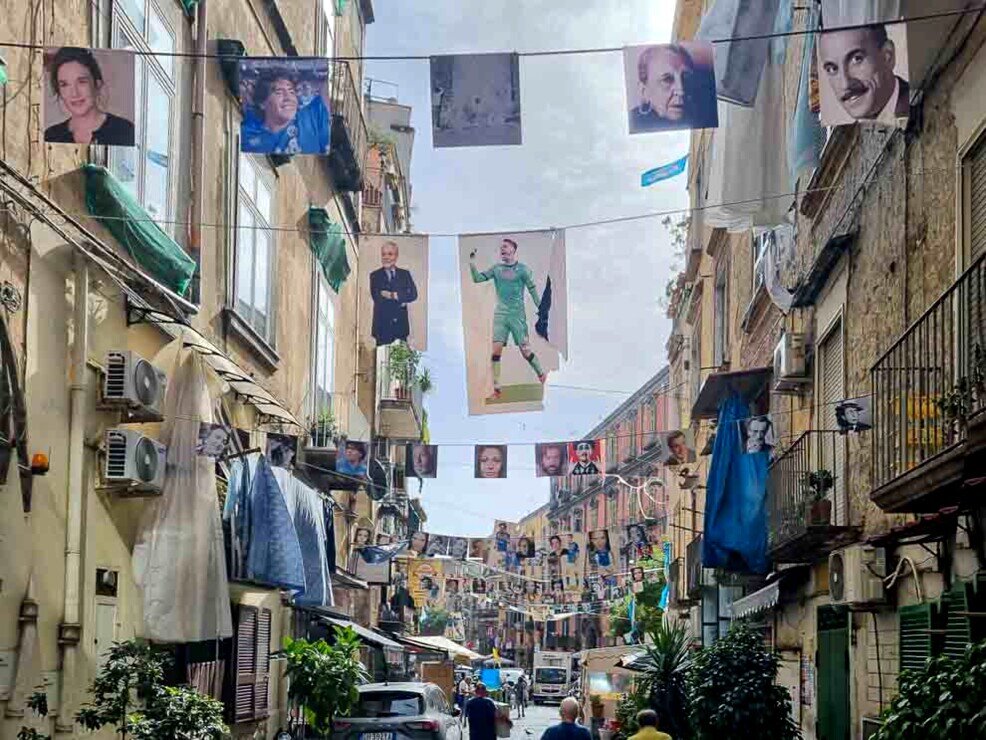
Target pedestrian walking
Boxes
[540,697,592,740]
[627,710,673,740]
[514,674,528,718]
[456,674,471,709]
[465,682,510,740]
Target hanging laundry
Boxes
[273,467,332,606]
[788,2,826,188]
[132,352,233,642]
[697,0,782,107]
[244,455,306,591]
[821,0,901,26]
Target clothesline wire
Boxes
[4,5,983,62]
[0,162,962,239]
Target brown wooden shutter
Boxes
[233,606,272,723]
[818,321,846,524]
[970,137,986,262]
[255,608,272,717]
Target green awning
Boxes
[308,207,350,293]
[82,165,197,297]
[179,0,199,15]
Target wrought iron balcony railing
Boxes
[328,61,368,192]
[768,431,859,562]
[871,253,986,508]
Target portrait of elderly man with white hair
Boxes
[369,239,419,346]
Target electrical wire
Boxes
[4,5,983,61]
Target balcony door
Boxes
[961,135,986,378]
[817,317,846,526]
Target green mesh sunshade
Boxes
[308,207,350,293]
[179,0,199,15]
[83,165,197,297]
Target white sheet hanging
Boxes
[821,0,902,26]
[132,351,233,642]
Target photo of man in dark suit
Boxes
[370,240,418,346]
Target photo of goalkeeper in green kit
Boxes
[469,238,547,400]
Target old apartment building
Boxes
[665,1,986,738]
[0,0,426,737]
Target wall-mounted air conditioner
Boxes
[829,546,887,606]
[104,429,167,495]
[773,332,811,393]
[102,350,167,420]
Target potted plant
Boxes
[417,367,434,395]
[388,342,420,400]
[309,406,336,448]
[590,694,605,719]
[803,469,834,525]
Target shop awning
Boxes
[399,635,482,662]
[324,617,403,652]
[729,581,780,619]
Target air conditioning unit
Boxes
[103,350,167,420]
[773,332,810,393]
[829,546,887,605]
[104,429,166,494]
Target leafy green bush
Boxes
[874,640,986,740]
[688,623,799,740]
[615,682,649,738]
[283,627,369,736]
[635,621,692,739]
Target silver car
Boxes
[332,682,463,740]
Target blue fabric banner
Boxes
[640,155,688,187]
[702,395,770,574]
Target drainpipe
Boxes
[56,254,88,731]
[189,0,208,303]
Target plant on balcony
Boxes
[936,376,974,442]
[418,367,434,395]
[874,638,986,740]
[388,341,421,400]
[283,628,369,737]
[688,623,800,740]
[802,469,834,525]
[308,405,337,448]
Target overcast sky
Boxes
[365,0,687,536]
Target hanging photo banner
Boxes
[474,444,508,479]
[738,415,776,454]
[239,57,331,154]
[587,529,614,569]
[625,522,655,561]
[448,537,471,560]
[43,47,136,147]
[817,23,910,128]
[459,230,568,415]
[835,396,873,434]
[336,439,369,478]
[624,43,719,134]
[407,531,430,557]
[535,442,571,477]
[569,440,602,475]
[409,558,444,607]
[663,429,697,465]
[359,235,429,350]
[354,546,394,585]
[267,432,297,468]
[641,154,689,187]
[430,53,522,147]
[470,577,489,595]
[405,443,438,479]
[469,537,490,561]
[196,423,231,458]
[426,534,450,557]
[351,526,373,551]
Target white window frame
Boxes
[235,155,277,346]
[752,232,771,292]
[313,272,337,417]
[108,0,177,227]
[713,258,729,368]
[318,0,337,57]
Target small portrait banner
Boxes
[267,432,297,468]
[336,439,369,478]
[817,23,910,128]
[43,47,136,147]
[354,547,392,585]
[409,559,444,607]
[587,529,614,569]
[351,526,373,550]
[474,444,508,479]
[425,534,450,557]
[405,443,438,479]
[535,442,571,478]
[662,429,697,466]
[448,537,470,560]
[360,235,429,351]
[625,522,654,561]
[569,440,602,476]
[407,531,430,557]
[430,53,522,148]
[459,230,568,415]
[835,396,873,434]
[469,537,490,561]
[196,423,231,458]
[624,42,719,134]
[739,415,776,454]
[239,57,331,155]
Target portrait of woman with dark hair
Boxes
[44,47,135,146]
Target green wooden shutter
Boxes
[943,584,972,660]
[898,603,933,673]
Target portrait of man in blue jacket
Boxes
[370,240,419,345]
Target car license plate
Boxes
[360,733,394,740]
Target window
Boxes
[235,155,276,345]
[313,274,336,414]
[752,232,770,292]
[318,0,337,56]
[713,257,729,367]
[233,606,271,723]
[963,134,986,265]
[818,318,846,524]
[109,0,176,223]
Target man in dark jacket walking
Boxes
[370,240,418,345]
[465,683,507,740]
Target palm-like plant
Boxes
[633,621,692,739]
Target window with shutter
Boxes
[233,606,271,723]
[967,135,986,263]
[898,603,943,673]
[943,583,972,660]
[818,319,846,525]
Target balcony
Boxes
[328,61,368,193]
[376,346,424,441]
[871,254,986,511]
[768,431,860,563]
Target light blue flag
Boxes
[641,155,688,187]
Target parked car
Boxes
[332,682,463,740]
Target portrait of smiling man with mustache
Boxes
[818,23,909,126]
